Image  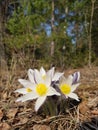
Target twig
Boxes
[34,115,65,124]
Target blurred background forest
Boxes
[0,0,98,71]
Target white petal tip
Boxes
[35,108,38,112]
[16,99,21,102]
[28,69,33,72]
[18,79,22,82]
[16,97,23,102]
[35,106,39,112]
[14,90,17,93]
[56,93,61,96]
[76,99,80,101]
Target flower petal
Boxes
[59,76,66,84]
[18,79,35,89]
[40,67,46,77]
[34,69,43,84]
[16,92,38,102]
[14,88,27,94]
[64,75,73,85]
[47,67,55,78]
[52,72,64,81]
[44,75,51,86]
[16,97,23,102]
[72,72,80,84]
[67,93,79,101]
[47,87,60,96]
[71,83,80,92]
[35,96,46,111]
[28,69,35,83]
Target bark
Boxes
[88,0,96,68]
[50,0,55,57]
[0,0,8,71]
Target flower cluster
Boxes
[15,67,80,113]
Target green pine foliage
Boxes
[2,0,98,69]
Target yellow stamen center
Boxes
[36,83,48,96]
[26,88,32,92]
[60,84,71,94]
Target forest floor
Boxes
[0,66,98,130]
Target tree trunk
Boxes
[50,0,55,57]
[0,1,8,71]
[88,0,96,68]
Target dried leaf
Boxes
[13,117,28,127]
[0,109,3,121]
[20,117,28,124]
[0,123,11,130]
[33,125,51,130]
[2,92,8,100]
[7,108,18,119]
[88,97,98,108]
[79,101,89,114]
[91,110,98,115]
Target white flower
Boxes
[14,69,35,95]
[15,68,60,112]
[39,67,64,82]
[59,74,80,101]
